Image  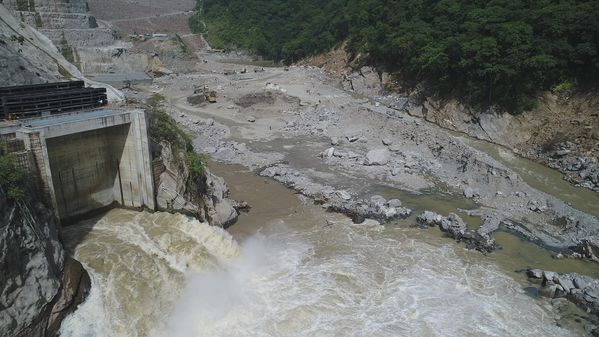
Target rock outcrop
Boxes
[0,188,90,337]
[261,164,412,224]
[526,268,599,334]
[416,211,497,252]
[154,142,240,227]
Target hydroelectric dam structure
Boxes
[0,81,155,221]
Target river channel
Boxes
[57,155,598,336]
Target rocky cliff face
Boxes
[154,142,240,227]
[0,4,123,100]
[0,188,90,337]
[0,3,60,85]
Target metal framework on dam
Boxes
[0,82,155,221]
[0,81,108,120]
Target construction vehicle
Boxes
[193,85,217,103]
[207,91,217,103]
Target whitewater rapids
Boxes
[59,209,574,337]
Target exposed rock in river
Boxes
[416,211,497,252]
[261,164,411,224]
[526,268,599,334]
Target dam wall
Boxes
[3,0,114,47]
[1,109,155,220]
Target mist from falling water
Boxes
[59,210,240,337]
[60,210,576,337]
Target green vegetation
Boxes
[147,94,193,152]
[192,0,599,113]
[0,141,26,201]
[175,33,191,55]
[552,80,574,93]
[146,94,206,179]
[16,0,35,12]
[34,12,43,28]
[186,152,205,179]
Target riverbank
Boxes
[117,53,599,333]
[130,54,599,260]
[57,158,593,336]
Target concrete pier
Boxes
[1,109,155,220]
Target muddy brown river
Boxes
[57,159,598,336]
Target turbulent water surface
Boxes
[59,201,580,337]
[58,156,596,337]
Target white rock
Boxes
[336,190,352,200]
[366,148,391,166]
[319,147,335,158]
[387,199,402,208]
[384,207,397,219]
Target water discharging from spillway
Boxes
[59,207,578,337]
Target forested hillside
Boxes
[190,0,599,112]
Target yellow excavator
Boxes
[193,85,217,103]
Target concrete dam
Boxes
[0,83,155,221]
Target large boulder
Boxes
[439,213,467,238]
[203,171,239,227]
[365,148,391,166]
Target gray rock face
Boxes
[0,43,57,86]
[548,154,599,193]
[416,211,496,252]
[0,6,60,86]
[0,188,89,337]
[203,171,239,227]
[463,187,479,199]
[439,213,467,238]
[365,148,391,166]
[155,142,239,227]
[260,164,412,224]
[416,211,443,226]
[342,66,382,97]
[526,268,599,321]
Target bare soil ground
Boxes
[120,52,599,260]
[88,0,196,35]
[301,46,599,193]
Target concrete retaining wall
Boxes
[2,109,155,220]
[46,124,126,218]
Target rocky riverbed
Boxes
[129,58,599,260]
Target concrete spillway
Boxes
[1,109,155,220]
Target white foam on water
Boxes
[165,222,575,337]
[59,210,240,337]
[59,275,111,337]
[60,210,576,337]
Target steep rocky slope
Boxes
[302,48,599,193]
[154,141,241,227]
[0,188,90,337]
[0,4,122,100]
